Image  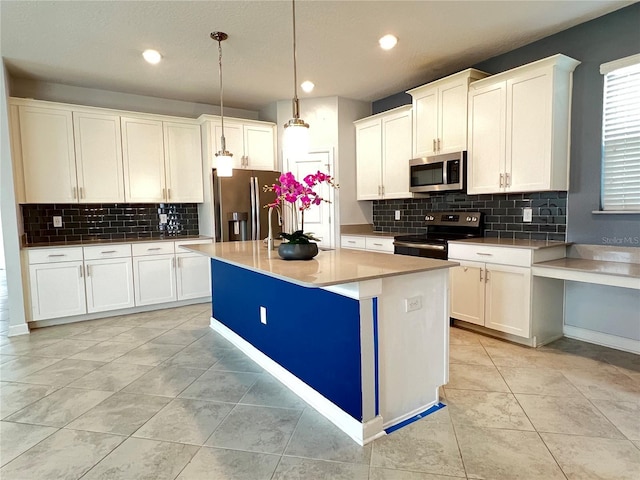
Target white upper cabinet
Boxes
[408,69,489,158]
[208,117,276,171]
[18,105,77,203]
[73,111,125,203]
[355,105,412,200]
[468,54,580,194]
[122,116,166,202]
[163,122,204,203]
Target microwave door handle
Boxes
[442,160,448,185]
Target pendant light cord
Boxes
[217,37,226,152]
[291,0,301,120]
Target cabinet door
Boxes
[163,122,204,203]
[355,118,383,200]
[133,254,177,306]
[244,124,276,171]
[382,109,412,198]
[85,258,135,313]
[73,112,125,203]
[122,116,166,202]
[19,105,77,203]
[485,264,531,338]
[176,253,211,300]
[467,82,507,194]
[449,261,485,326]
[439,78,468,154]
[506,70,553,192]
[412,87,438,157]
[212,121,244,169]
[29,261,86,321]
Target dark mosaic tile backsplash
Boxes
[373,191,567,241]
[22,203,200,244]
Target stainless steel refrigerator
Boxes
[212,169,281,242]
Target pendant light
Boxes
[283,0,310,159]
[211,31,233,177]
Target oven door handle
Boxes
[393,241,446,251]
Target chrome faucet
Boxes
[267,206,276,250]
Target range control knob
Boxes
[472,216,478,222]
[466,216,472,222]
[424,215,433,221]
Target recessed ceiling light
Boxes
[301,81,315,93]
[379,34,398,50]
[142,49,162,64]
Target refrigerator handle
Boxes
[254,177,261,240]
[250,176,257,240]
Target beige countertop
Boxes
[533,258,640,279]
[22,235,213,250]
[449,238,571,250]
[340,225,403,238]
[183,240,458,288]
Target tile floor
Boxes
[0,268,639,479]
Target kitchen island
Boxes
[183,240,458,445]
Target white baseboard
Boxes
[210,317,384,445]
[382,400,439,430]
[8,323,30,337]
[563,325,640,354]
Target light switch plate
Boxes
[159,213,168,224]
[53,216,62,228]
[523,207,533,223]
[395,210,401,221]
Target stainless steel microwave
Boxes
[409,151,466,193]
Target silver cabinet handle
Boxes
[476,252,493,256]
[79,265,83,278]
[147,247,162,251]
[72,187,77,199]
[486,270,490,281]
[347,240,356,244]
[79,187,84,199]
[505,173,511,187]
[433,139,436,152]
[373,243,383,246]
[499,173,504,187]
[437,138,441,151]
[101,250,117,254]
[162,188,166,199]
[381,185,385,195]
[171,257,175,268]
[85,264,90,277]
[479,268,483,281]
[168,188,171,200]
[47,254,66,257]
[177,257,181,268]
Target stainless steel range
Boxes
[393,212,484,260]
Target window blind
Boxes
[601,56,640,211]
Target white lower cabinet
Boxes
[85,258,135,313]
[29,260,86,321]
[340,235,395,254]
[132,242,177,307]
[176,254,211,300]
[449,242,565,346]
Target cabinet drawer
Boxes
[83,244,132,260]
[341,235,366,250]
[365,237,395,253]
[448,243,532,267]
[28,247,83,264]
[175,239,212,252]
[132,242,175,256]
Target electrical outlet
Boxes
[523,207,533,223]
[53,216,63,228]
[260,306,267,325]
[159,213,168,224]
[394,210,401,221]
[404,295,422,313]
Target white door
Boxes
[73,111,125,203]
[29,261,86,320]
[85,258,135,313]
[19,105,77,203]
[485,264,531,338]
[287,150,336,249]
[133,254,177,306]
[382,108,412,199]
[413,87,438,157]
[164,122,204,202]
[468,82,507,194]
[355,118,382,200]
[439,78,468,154]
[176,253,211,300]
[450,261,486,326]
[507,70,552,192]
[212,121,244,169]
[244,124,276,171]
[122,116,166,202]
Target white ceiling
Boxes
[0,1,633,111]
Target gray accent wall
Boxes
[373,3,640,246]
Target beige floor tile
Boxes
[542,432,640,480]
[27,339,98,358]
[370,468,465,479]
[67,362,153,392]
[0,421,58,467]
[498,366,582,396]
[122,365,205,397]
[455,424,565,479]
[240,373,309,409]
[109,327,164,344]
[176,447,279,480]
[0,382,59,419]
[133,398,234,445]
[161,344,226,369]
[515,393,625,439]
[70,325,134,342]
[69,340,138,362]
[449,327,483,345]
[0,335,61,356]
[0,428,124,480]
[82,437,198,480]
[180,369,260,403]
[20,358,105,387]
[148,328,209,346]
[0,354,17,365]
[446,364,510,392]
[272,456,369,480]
[592,398,640,440]
[66,392,171,435]
[562,367,640,403]
[174,315,212,331]
[483,344,548,368]
[449,344,494,366]
[112,343,185,366]
[445,389,534,431]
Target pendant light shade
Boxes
[283,0,310,159]
[211,31,234,177]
